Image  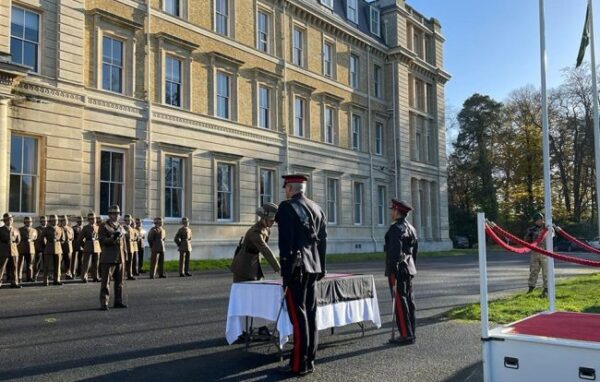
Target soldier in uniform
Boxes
[72,216,83,277]
[59,215,75,280]
[148,217,167,279]
[230,203,280,282]
[135,218,146,275]
[526,212,548,297]
[385,199,418,345]
[0,213,21,288]
[276,175,327,376]
[79,212,101,283]
[123,214,137,281]
[174,217,193,277]
[17,216,38,283]
[98,205,127,310]
[38,214,64,286]
[33,216,47,281]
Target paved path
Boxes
[0,252,595,382]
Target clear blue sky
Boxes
[408,0,589,112]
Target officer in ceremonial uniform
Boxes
[0,213,21,288]
[33,216,47,281]
[385,199,418,345]
[276,175,327,376]
[38,215,64,286]
[230,203,280,282]
[59,215,75,280]
[17,216,37,283]
[98,205,127,310]
[135,218,146,275]
[174,217,193,277]
[72,216,83,277]
[79,212,101,283]
[123,214,137,281]
[526,212,548,296]
[148,217,166,279]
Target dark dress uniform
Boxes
[72,220,83,276]
[385,200,418,344]
[276,177,327,375]
[148,223,166,278]
[230,221,280,282]
[174,223,193,277]
[79,222,101,282]
[0,218,21,288]
[98,217,127,309]
[17,222,37,282]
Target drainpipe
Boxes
[392,61,399,198]
[282,1,290,174]
[145,1,153,219]
[367,48,377,253]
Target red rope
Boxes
[485,224,600,267]
[555,226,600,257]
[490,225,548,254]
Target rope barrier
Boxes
[485,223,600,267]
[554,225,600,257]
[489,224,548,254]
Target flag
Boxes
[577,1,591,67]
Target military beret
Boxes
[282,174,308,188]
[390,199,413,214]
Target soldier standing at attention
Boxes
[79,212,101,283]
[385,199,418,345]
[38,215,64,286]
[0,213,22,288]
[276,175,327,376]
[526,212,548,297]
[174,217,193,277]
[33,216,47,281]
[98,205,127,310]
[123,214,137,281]
[72,216,83,277]
[17,216,37,283]
[148,217,166,279]
[135,218,146,275]
[59,215,74,280]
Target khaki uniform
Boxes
[230,222,280,282]
[0,225,21,287]
[124,225,138,278]
[148,226,166,278]
[79,223,101,282]
[98,220,126,307]
[526,225,547,289]
[17,226,37,282]
[38,226,64,285]
[61,225,74,277]
[174,226,193,275]
[72,224,83,276]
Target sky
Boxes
[407,0,589,112]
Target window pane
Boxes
[165,188,173,217]
[102,37,111,63]
[112,67,122,93]
[111,182,123,207]
[111,152,124,182]
[21,175,36,212]
[100,151,111,181]
[9,175,21,212]
[22,136,37,175]
[10,135,23,173]
[24,11,39,42]
[172,188,183,217]
[112,40,123,66]
[23,41,37,71]
[10,38,23,66]
[102,64,111,91]
[100,182,110,215]
[11,7,24,38]
[218,164,231,192]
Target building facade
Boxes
[0,0,451,259]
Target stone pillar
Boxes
[0,98,9,212]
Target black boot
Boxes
[527,286,535,294]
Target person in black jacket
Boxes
[384,199,418,345]
[276,174,327,376]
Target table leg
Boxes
[245,316,250,351]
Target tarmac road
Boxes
[0,251,595,382]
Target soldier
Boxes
[59,215,74,280]
[276,175,327,376]
[72,216,83,277]
[135,218,146,275]
[230,203,280,282]
[174,217,193,277]
[148,217,166,279]
[33,216,47,281]
[79,212,101,283]
[38,215,64,286]
[0,213,22,288]
[385,199,418,345]
[526,212,548,297]
[123,214,137,281]
[98,205,127,310]
[17,216,38,283]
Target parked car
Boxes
[453,236,470,249]
[554,236,589,252]
[589,237,600,250]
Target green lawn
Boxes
[446,273,600,324]
[156,249,477,272]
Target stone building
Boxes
[0,0,451,259]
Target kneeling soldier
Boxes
[0,213,21,288]
[79,212,101,283]
[174,217,193,277]
[98,205,127,310]
[18,216,37,283]
[148,217,166,279]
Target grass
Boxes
[446,273,600,324]
[157,249,477,272]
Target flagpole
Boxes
[539,0,556,311]
[589,0,600,241]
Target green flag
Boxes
[577,1,591,68]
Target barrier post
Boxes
[478,212,491,382]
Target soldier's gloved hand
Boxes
[316,272,326,281]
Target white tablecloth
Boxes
[225,275,381,347]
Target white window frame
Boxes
[375,121,383,155]
[323,41,334,78]
[326,177,339,225]
[256,10,270,53]
[353,182,363,225]
[9,134,39,214]
[370,7,380,36]
[215,0,230,37]
[216,162,235,222]
[324,106,335,144]
[347,0,358,23]
[216,71,231,120]
[101,35,125,94]
[99,148,126,216]
[165,55,183,108]
[377,185,386,226]
[10,6,40,73]
[349,54,359,89]
[258,84,271,129]
[164,155,186,219]
[351,114,361,151]
[292,26,305,67]
[294,96,306,137]
[259,168,275,206]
